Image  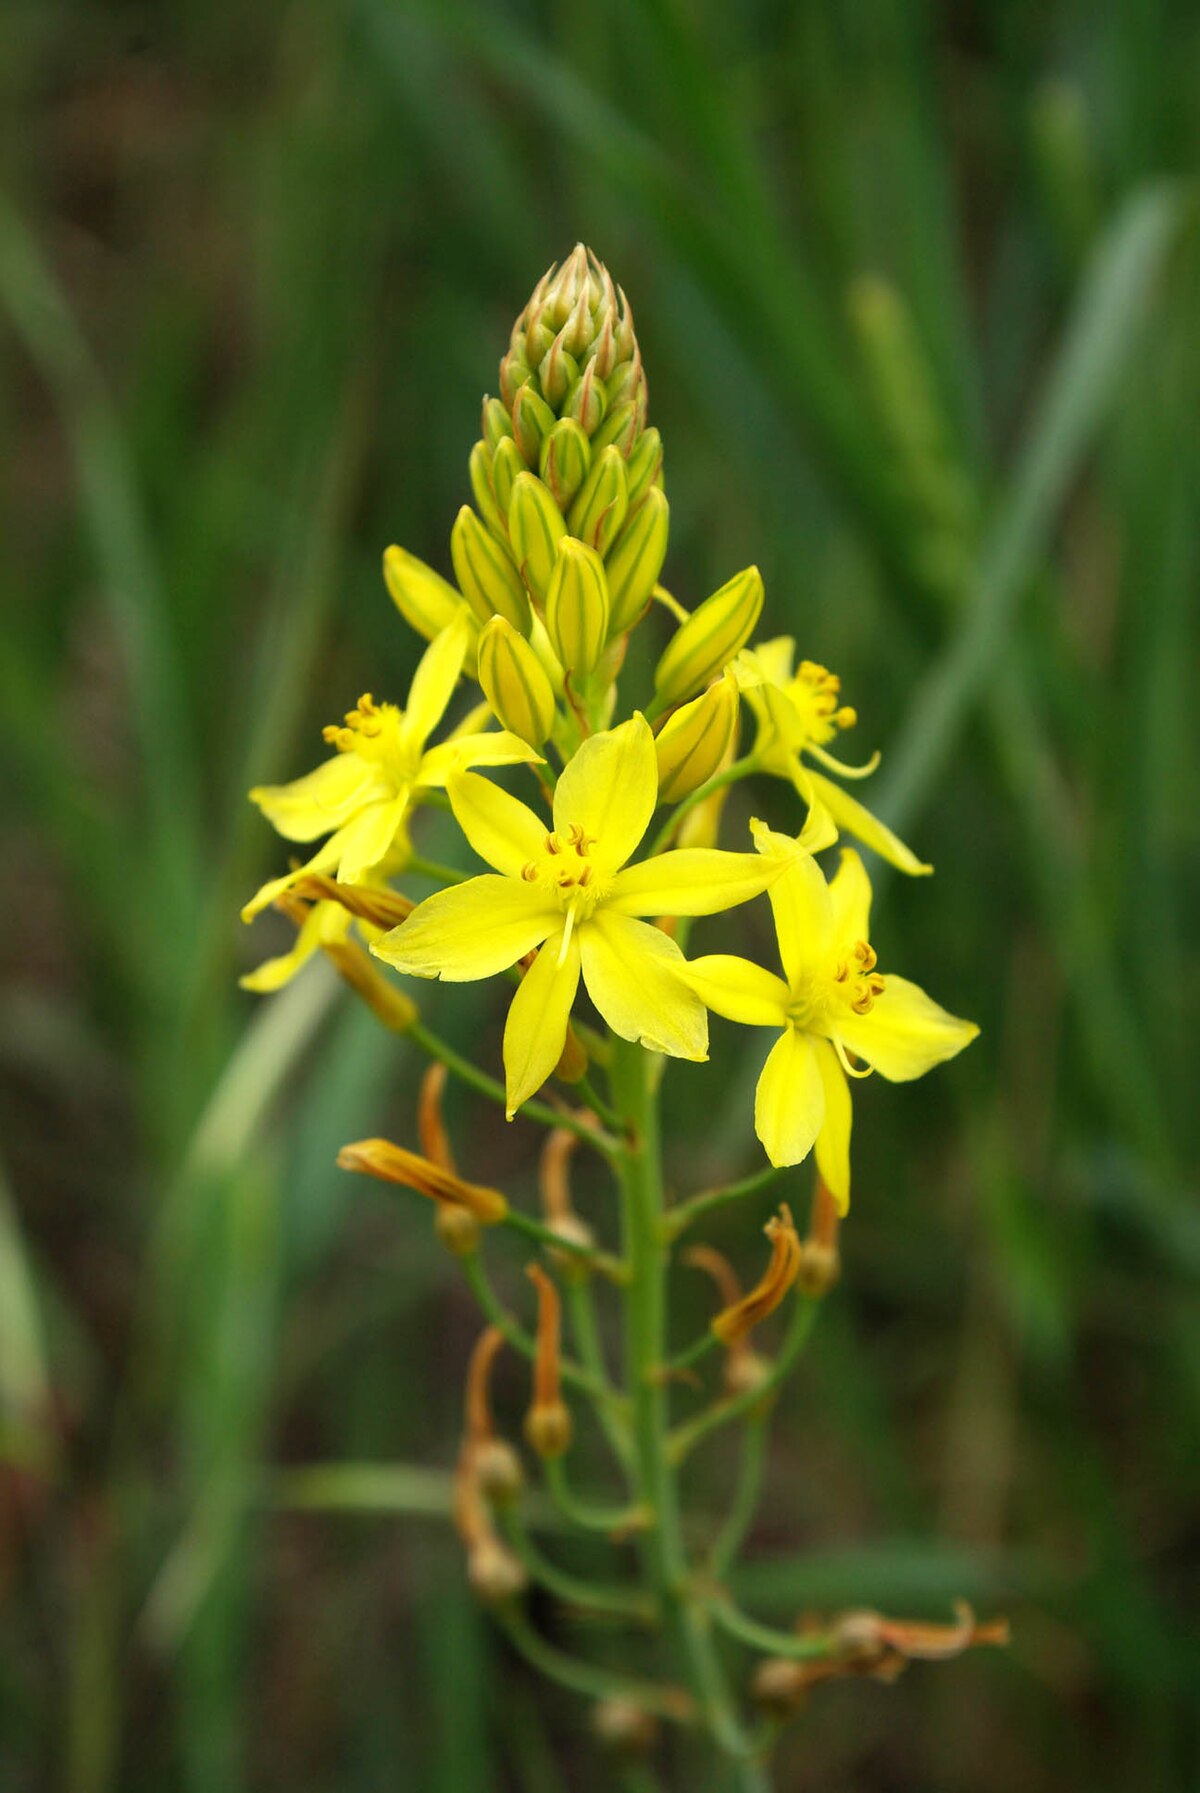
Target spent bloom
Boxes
[684,833,977,1209]
[372,714,781,1116]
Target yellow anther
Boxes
[835,705,858,729]
[578,864,594,888]
[544,832,562,855]
[853,940,877,971]
[520,862,539,882]
[833,961,849,983]
[564,822,596,857]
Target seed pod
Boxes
[545,538,609,679]
[468,440,506,539]
[568,443,628,555]
[653,565,764,708]
[467,1536,527,1605]
[473,1439,524,1507]
[508,471,566,601]
[539,417,591,510]
[653,669,739,802]
[451,504,532,634]
[382,545,464,642]
[605,486,669,637]
[477,615,556,747]
[524,1399,573,1460]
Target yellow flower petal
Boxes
[249,753,383,842]
[552,714,657,873]
[579,910,708,1061]
[812,1039,852,1212]
[607,849,779,918]
[417,731,542,788]
[503,930,582,1117]
[681,955,789,1026]
[335,793,411,885]
[372,875,557,981]
[240,837,341,921]
[754,1026,825,1168]
[764,850,833,990]
[400,613,470,750]
[447,770,549,876]
[240,898,350,993]
[835,974,979,1082]
[828,846,873,945]
[805,769,931,877]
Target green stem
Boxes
[647,754,758,856]
[706,1598,834,1662]
[664,1161,792,1242]
[709,1417,769,1578]
[494,1606,693,1723]
[406,852,470,884]
[460,1253,609,1404]
[543,1456,644,1534]
[669,1299,819,1464]
[565,1278,635,1467]
[505,1208,627,1281]
[610,1039,766,1784]
[499,1511,655,1622]
[409,1021,620,1156]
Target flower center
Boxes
[519,821,607,923]
[785,661,858,749]
[323,694,417,787]
[787,938,885,1030]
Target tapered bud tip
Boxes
[502,248,645,453]
[477,615,557,747]
[653,669,739,803]
[653,565,765,708]
[383,545,465,643]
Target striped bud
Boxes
[605,486,669,637]
[568,444,628,555]
[539,417,591,509]
[451,505,531,634]
[591,399,639,456]
[625,427,663,505]
[477,615,556,747]
[482,395,513,451]
[512,383,556,466]
[653,669,739,803]
[545,538,609,680]
[468,440,506,539]
[491,435,525,515]
[653,565,764,708]
[508,471,566,601]
[383,546,465,643]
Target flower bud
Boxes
[539,417,591,510]
[653,669,738,803]
[468,440,506,539]
[383,546,464,643]
[591,398,640,456]
[605,487,669,637]
[491,435,525,515]
[482,395,513,451]
[653,565,764,708]
[624,426,663,505]
[568,444,628,555]
[545,538,609,679]
[508,471,566,601]
[477,615,556,748]
[451,504,531,634]
[563,360,607,436]
[512,382,555,465]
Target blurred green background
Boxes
[3,1,1198,1789]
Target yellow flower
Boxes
[242,615,539,921]
[737,637,930,876]
[372,714,783,1117]
[682,834,978,1210]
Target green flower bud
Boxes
[498,245,647,466]
[539,418,591,510]
[451,504,531,634]
[605,486,669,637]
[591,399,639,456]
[653,669,739,802]
[625,427,663,505]
[383,545,465,642]
[482,396,514,450]
[468,441,506,539]
[512,383,556,466]
[545,539,609,680]
[491,436,525,515]
[477,615,556,747]
[508,470,566,602]
[653,566,764,709]
[568,444,628,556]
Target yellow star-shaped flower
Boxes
[242,615,538,922]
[683,830,978,1209]
[372,714,784,1116]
